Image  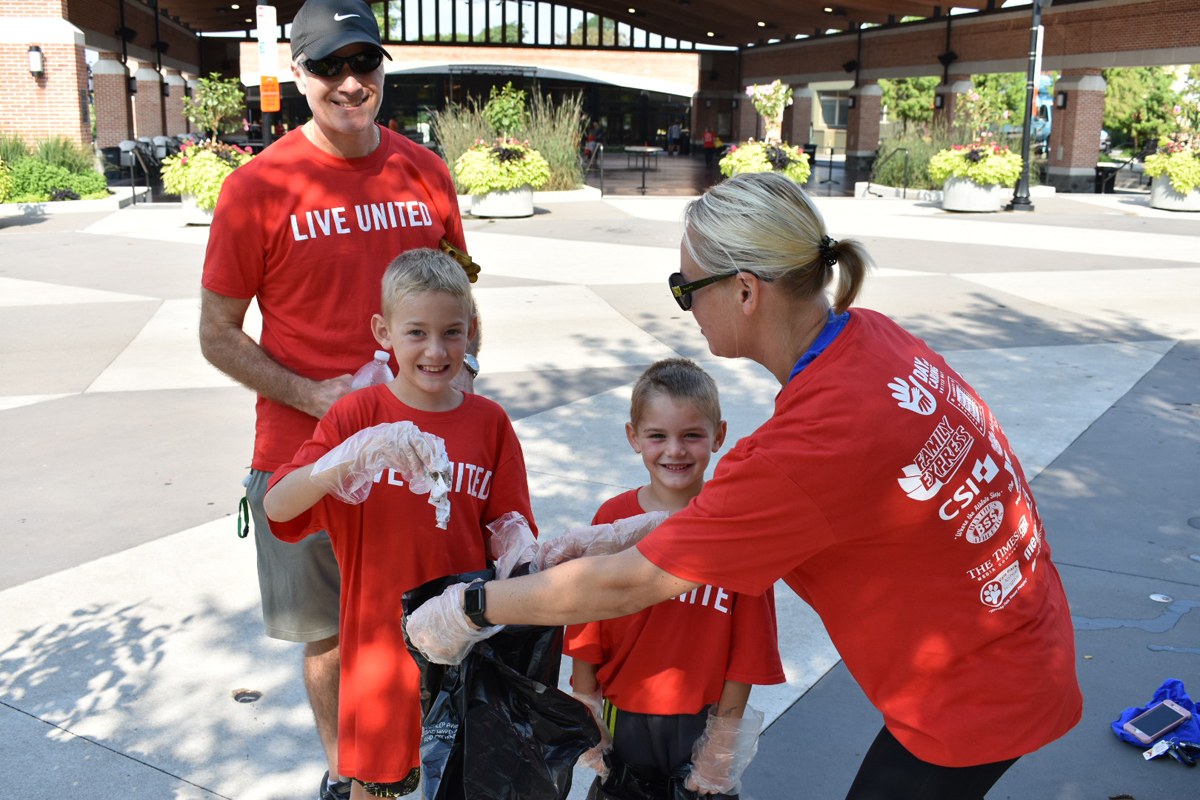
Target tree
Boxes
[1103,67,1180,150]
[183,74,246,140]
[483,82,527,139]
[879,77,938,132]
[564,16,630,46]
[971,72,1027,129]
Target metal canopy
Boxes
[157,0,991,45]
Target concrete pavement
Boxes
[1,190,1198,800]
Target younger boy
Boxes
[564,359,785,799]
[265,249,534,800]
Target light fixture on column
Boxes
[732,99,738,109]
[162,82,170,97]
[934,94,944,109]
[128,76,138,94]
[1055,91,1067,109]
[28,45,45,77]
[705,99,711,108]
[848,95,856,109]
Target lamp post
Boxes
[1007,0,1048,212]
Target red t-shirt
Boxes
[564,489,785,715]
[202,126,467,472]
[268,385,534,782]
[638,309,1082,767]
[703,131,715,148]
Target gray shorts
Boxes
[245,469,340,642]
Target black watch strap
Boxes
[463,580,489,628]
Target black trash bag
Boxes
[403,569,601,800]
[587,751,701,800]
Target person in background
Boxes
[702,127,716,167]
[198,2,472,798]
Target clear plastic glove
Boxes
[309,421,452,527]
[534,511,669,571]
[571,689,612,779]
[685,704,765,795]
[404,582,501,665]
[487,512,538,580]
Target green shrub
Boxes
[33,136,93,174]
[454,139,550,194]
[873,128,962,191]
[719,139,811,184]
[433,91,586,193]
[160,141,253,211]
[0,132,29,166]
[928,144,1023,188]
[1144,140,1200,194]
[523,91,586,191]
[10,158,108,201]
[0,158,14,203]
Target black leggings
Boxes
[845,727,1018,800]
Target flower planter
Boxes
[1149,175,1200,212]
[470,185,534,218]
[941,176,1005,213]
[180,193,214,225]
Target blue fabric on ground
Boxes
[1112,678,1200,746]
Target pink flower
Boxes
[746,86,755,97]
[242,118,250,131]
[180,157,187,166]
[952,145,964,150]
[969,92,980,102]
[1174,105,1182,115]
[1003,110,1011,119]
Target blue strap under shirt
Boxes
[787,309,850,383]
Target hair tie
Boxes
[818,235,839,269]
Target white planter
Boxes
[180,193,214,225]
[941,176,1005,212]
[1149,175,1200,212]
[470,185,534,218]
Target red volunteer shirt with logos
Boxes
[564,489,786,715]
[201,125,466,472]
[638,309,1082,767]
[268,385,535,782]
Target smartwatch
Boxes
[463,580,489,628]
[462,353,480,379]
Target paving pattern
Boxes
[1,190,1197,799]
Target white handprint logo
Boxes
[888,375,937,416]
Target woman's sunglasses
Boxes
[301,49,384,78]
[668,270,768,311]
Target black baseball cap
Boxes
[290,0,393,61]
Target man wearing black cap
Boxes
[198,1,467,798]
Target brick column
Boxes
[1046,70,1106,194]
[93,52,132,147]
[934,76,972,129]
[788,86,814,145]
[735,94,759,142]
[132,64,164,139]
[163,69,187,136]
[0,14,91,147]
[845,82,882,179]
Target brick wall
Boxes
[0,41,91,146]
[93,51,131,146]
[132,67,163,138]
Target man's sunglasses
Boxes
[302,49,384,78]
[668,270,767,311]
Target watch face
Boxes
[464,354,480,371]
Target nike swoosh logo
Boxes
[333,13,360,20]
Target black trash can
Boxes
[1094,164,1119,194]
[802,144,818,182]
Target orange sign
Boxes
[261,76,280,113]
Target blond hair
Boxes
[381,248,473,317]
[629,358,722,431]
[682,171,873,314]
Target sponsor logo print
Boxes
[889,375,937,415]
[965,499,1005,544]
[946,379,986,434]
[981,561,1023,609]
[334,12,361,20]
[897,416,973,501]
[939,455,1000,522]
[912,357,945,393]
